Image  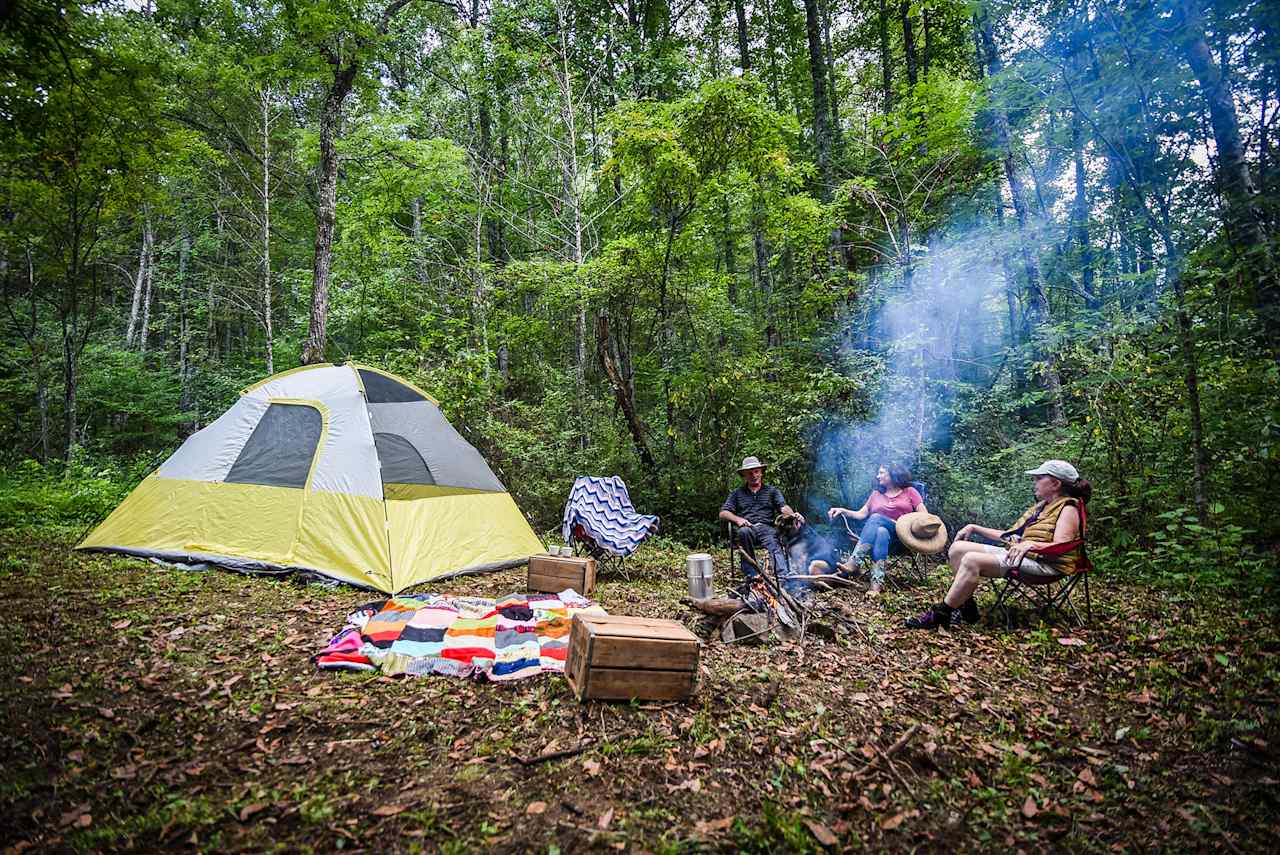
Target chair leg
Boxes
[986,579,1015,629]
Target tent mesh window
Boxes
[225,403,323,489]
[359,369,426,404]
[374,432,435,485]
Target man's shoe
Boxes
[904,603,958,630]
[960,596,980,624]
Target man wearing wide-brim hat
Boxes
[718,456,804,583]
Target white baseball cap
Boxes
[1025,460,1080,482]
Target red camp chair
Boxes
[986,499,1094,628]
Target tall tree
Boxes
[802,0,834,201]
[296,0,415,366]
[901,0,918,88]
[1174,0,1275,340]
[977,7,1065,425]
[734,0,751,70]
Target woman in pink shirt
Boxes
[827,463,927,595]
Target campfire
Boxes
[688,547,866,645]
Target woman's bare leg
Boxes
[943,551,1006,607]
[947,540,990,571]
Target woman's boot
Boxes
[838,542,872,578]
[866,560,886,596]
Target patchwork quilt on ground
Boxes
[314,590,606,680]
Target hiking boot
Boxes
[960,596,980,624]
[904,602,958,630]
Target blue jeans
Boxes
[859,513,899,562]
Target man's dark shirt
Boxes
[721,484,787,527]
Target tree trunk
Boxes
[1166,251,1210,522]
[993,188,1023,349]
[302,63,358,365]
[62,327,77,461]
[1071,107,1097,309]
[177,230,192,416]
[901,0,918,88]
[125,214,152,347]
[979,11,1064,425]
[803,0,832,200]
[755,225,777,348]
[1178,0,1262,242]
[820,0,841,156]
[723,198,737,305]
[12,248,50,460]
[762,0,784,111]
[879,0,892,111]
[261,88,275,375]
[209,185,222,359]
[733,0,750,70]
[1177,0,1275,334]
[554,0,589,427]
[922,0,932,80]
[597,312,654,466]
[138,234,154,356]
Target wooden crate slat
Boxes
[575,668,696,701]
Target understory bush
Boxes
[0,454,150,530]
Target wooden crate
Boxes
[528,554,597,595]
[565,614,700,701]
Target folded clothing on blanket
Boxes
[314,590,606,680]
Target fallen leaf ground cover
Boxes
[2,525,1278,853]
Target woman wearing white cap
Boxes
[905,460,1092,630]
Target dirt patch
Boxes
[1,527,1277,852]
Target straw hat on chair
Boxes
[895,512,948,554]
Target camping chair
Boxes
[839,481,937,589]
[562,476,659,578]
[985,500,1094,628]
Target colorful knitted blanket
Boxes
[314,590,606,680]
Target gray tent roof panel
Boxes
[374,432,435,485]
[359,369,427,403]
[367,401,505,493]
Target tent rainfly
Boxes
[77,363,543,593]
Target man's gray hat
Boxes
[737,456,766,473]
[1025,459,1080,482]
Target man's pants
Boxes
[737,522,803,593]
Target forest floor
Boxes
[2,525,1278,854]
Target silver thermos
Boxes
[686,553,714,598]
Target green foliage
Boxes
[0,456,147,530]
[1106,508,1273,589]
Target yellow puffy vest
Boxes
[1005,496,1083,574]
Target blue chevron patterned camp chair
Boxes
[562,476,660,577]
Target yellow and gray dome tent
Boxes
[77,363,543,593]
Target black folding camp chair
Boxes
[725,521,763,583]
